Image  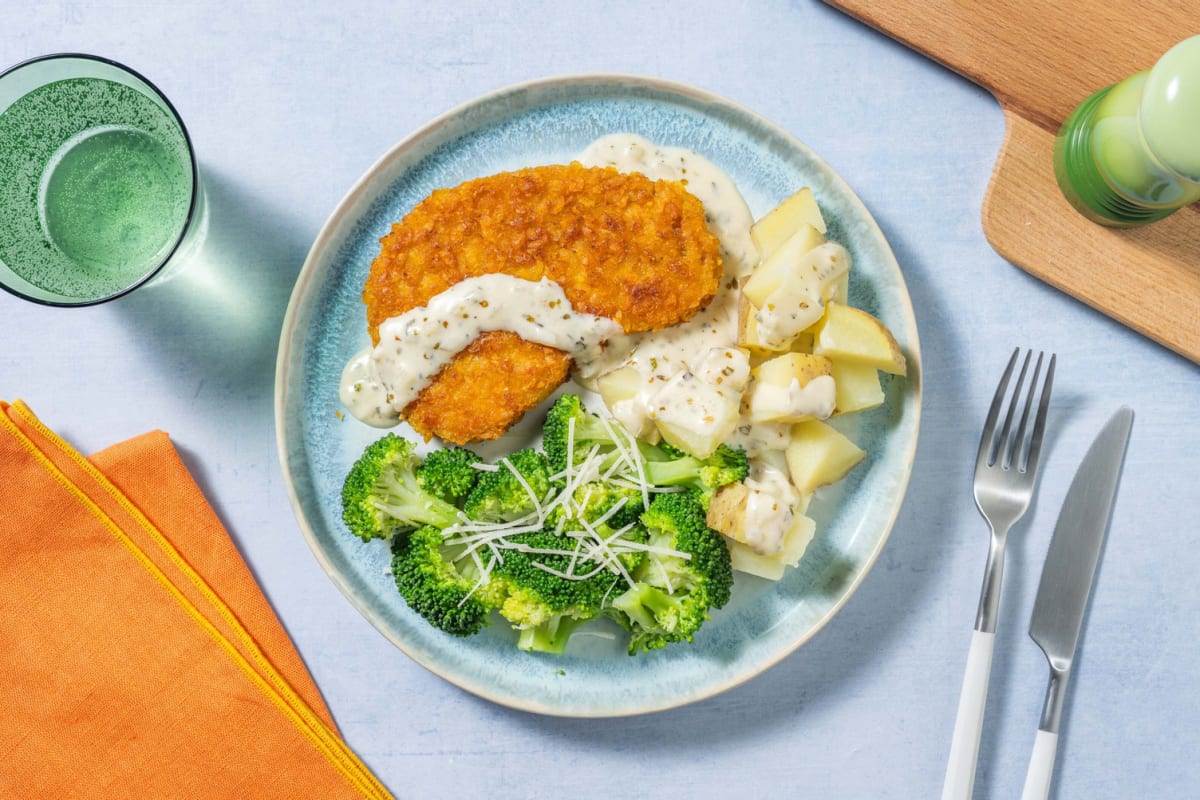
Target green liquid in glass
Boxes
[0,77,192,300]
[42,126,186,274]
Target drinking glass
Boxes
[0,53,203,306]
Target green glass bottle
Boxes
[1055,35,1200,227]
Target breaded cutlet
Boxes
[364,162,722,444]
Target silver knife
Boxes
[1019,406,1134,800]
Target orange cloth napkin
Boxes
[0,401,392,799]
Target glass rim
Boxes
[0,52,201,307]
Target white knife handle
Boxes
[941,630,995,800]
[1020,729,1059,800]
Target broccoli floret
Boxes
[417,446,482,506]
[641,443,749,509]
[611,491,733,654]
[462,448,552,522]
[543,394,624,474]
[349,396,743,655]
[544,395,747,509]
[612,584,707,652]
[391,526,507,637]
[515,615,588,654]
[639,491,732,606]
[494,529,621,611]
[500,579,598,655]
[341,434,461,541]
[653,440,689,460]
[550,479,646,533]
[492,522,644,654]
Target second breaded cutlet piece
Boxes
[364,162,723,444]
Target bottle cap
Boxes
[1140,35,1200,182]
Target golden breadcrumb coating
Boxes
[363,162,722,444]
[401,331,572,444]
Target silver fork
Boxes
[942,348,1056,800]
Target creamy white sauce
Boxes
[340,348,400,427]
[340,275,621,425]
[647,347,750,458]
[755,242,849,348]
[741,460,800,555]
[745,374,836,424]
[727,420,792,456]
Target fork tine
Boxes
[1007,352,1044,470]
[1022,354,1056,475]
[996,350,1032,469]
[976,348,1020,470]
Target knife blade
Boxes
[1019,406,1133,800]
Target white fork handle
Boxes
[1019,730,1059,800]
[941,630,995,800]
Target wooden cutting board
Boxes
[824,0,1200,363]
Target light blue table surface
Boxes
[4,3,1197,798]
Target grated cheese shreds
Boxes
[445,510,542,536]
[458,553,500,607]
[565,536,586,577]
[565,415,577,483]
[606,538,692,559]
[655,559,674,595]
[531,559,612,581]
[587,495,629,529]
[600,577,621,607]
[444,514,543,542]
[571,628,619,641]
[577,514,636,591]
[504,542,588,558]
[433,406,693,588]
[599,413,651,512]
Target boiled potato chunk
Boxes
[729,419,793,453]
[828,269,850,305]
[785,419,867,494]
[776,511,817,566]
[830,360,885,416]
[596,365,658,442]
[788,331,816,354]
[595,364,641,406]
[728,513,817,579]
[737,291,789,356]
[812,302,907,376]
[742,223,825,309]
[754,352,833,387]
[745,242,850,349]
[750,187,827,260]
[745,353,835,423]
[706,482,749,543]
[729,541,787,580]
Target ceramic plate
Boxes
[275,75,921,717]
